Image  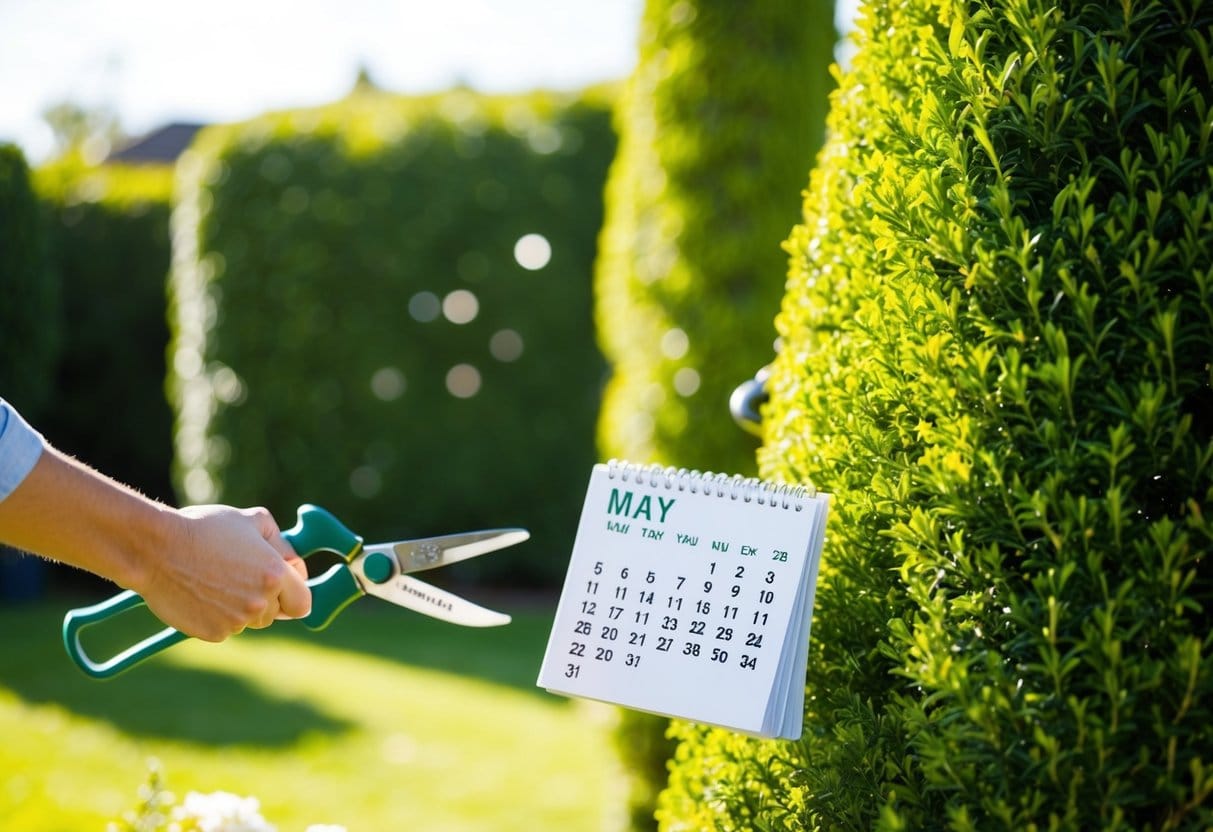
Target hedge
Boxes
[0,144,58,419]
[594,0,836,477]
[169,88,616,586]
[34,160,176,503]
[659,0,1213,829]
[594,2,836,828]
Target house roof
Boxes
[106,122,205,164]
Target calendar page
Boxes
[537,461,829,739]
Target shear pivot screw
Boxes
[363,552,395,584]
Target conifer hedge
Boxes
[660,0,1213,829]
[170,89,615,585]
[0,144,58,419]
[34,161,176,502]
[595,0,836,476]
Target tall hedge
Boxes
[594,0,836,476]
[596,2,836,829]
[660,0,1213,829]
[34,161,176,503]
[0,144,58,419]
[170,88,615,586]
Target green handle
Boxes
[283,504,365,630]
[62,504,364,679]
[62,589,188,679]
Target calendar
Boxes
[537,460,829,739]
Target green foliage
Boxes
[660,0,1213,829]
[34,160,176,501]
[170,88,615,585]
[0,143,58,418]
[598,2,836,829]
[595,0,837,476]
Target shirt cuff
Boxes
[0,399,46,502]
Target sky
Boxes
[0,0,856,165]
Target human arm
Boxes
[0,400,310,641]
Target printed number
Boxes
[595,647,613,661]
[615,586,628,600]
[620,567,630,579]
[722,605,739,619]
[708,562,717,575]
[695,599,711,614]
[740,654,758,670]
[772,550,788,562]
[569,642,586,656]
[731,585,741,597]
[646,571,656,584]
[710,648,728,663]
[609,605,624,620]
[585,581,599,594]
[626,653,641,667]
[676,576,686,589]
[683,642,701,657]
[593,561,603,575]
[734,565,745,579]
[703,580,713,593]
[753,611,769,626]
[758,589,775,604]
[661,616,679,631]
[638,591,655,604]
[689,620,706,635]
[657,636,674,652]
[628,632,646,646]
[766,571,776,584]
[634,611,650,624]
[574,620,592,635]
[667,596,683,611]
[580,601,596,615]
[600,626,619,641]
[715,626,733,641]
[745,632,763,648]
[565,664,581,678]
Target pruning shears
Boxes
[62,504,528,679]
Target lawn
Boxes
[0,592,623,831]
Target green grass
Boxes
[0,593,623,831]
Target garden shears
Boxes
[62,504,527,679]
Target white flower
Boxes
[171,790,276,832]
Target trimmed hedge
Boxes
[0,144,58,419]
[34,161,176,502]
[596,2,836,829]
[170,88,615,586]
[659,0,1213,829]
[594,0,836,476]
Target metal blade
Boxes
[365,528,530,575]
[360,574,511,627]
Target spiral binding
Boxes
[604,459,814,510]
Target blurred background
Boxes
[0,1,854,828]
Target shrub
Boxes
[596,1,836,828]
[594,0,836,476]
[34,160,176,502]
[659,0,1213,829]
[0,144,58,418]
[170,88,616,585]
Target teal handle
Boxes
[62,589,188,679]
[283,504,365,630]
[62,504,365,679]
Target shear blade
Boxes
[362,574,511,627]
[375,528,530,574]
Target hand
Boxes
[136,505,312,642]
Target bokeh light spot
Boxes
[408,291,441,322]
[370,367,406,401]
[446,364,482,398]
[443,289,479,324]
[674,367,701,397]
[514,233,552,270]
[489,329,525,362]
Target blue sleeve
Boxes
[0,398,46,502]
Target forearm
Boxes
[0,445,176,591]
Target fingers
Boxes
[245,506,312,621]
